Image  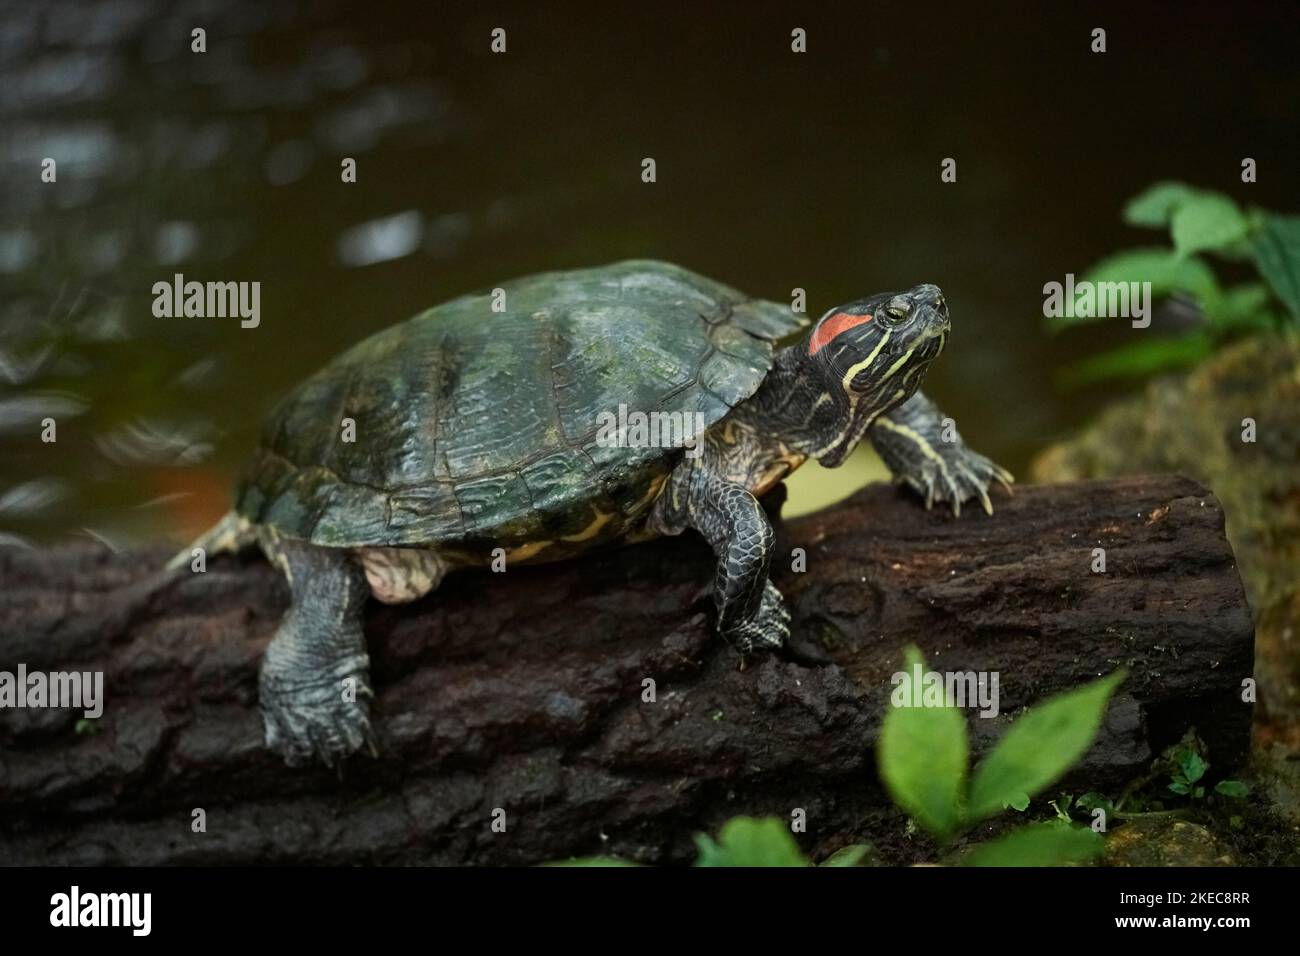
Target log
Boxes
[0,475,1254,865]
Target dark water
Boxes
[2,0,1297,546]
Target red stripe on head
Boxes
[808,311,872,356]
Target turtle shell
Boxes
[235,260,807,557]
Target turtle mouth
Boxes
[884,328,945,361]
[921,328,947,359]
[909,321,948,361]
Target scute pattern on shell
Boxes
[235,260,808,554]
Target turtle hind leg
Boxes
[259,538,376,767]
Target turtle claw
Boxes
[943,471,964,517]
[956,463,994,516]
[900,445,1012,518]
[722,580,790,654]
[992,465,1016,495]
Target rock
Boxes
[1105,817,1235,867]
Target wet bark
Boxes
[0,475,1254,865]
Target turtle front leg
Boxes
[869,391,1013,516]
[667,471,791,653]
[258,536,376,766]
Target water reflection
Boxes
[0,1,1295,545]
[337,210,423,267]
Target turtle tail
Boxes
[165,510,256,573]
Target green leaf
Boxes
[1208,235,1257,262]
[1006,792,1030,812]
[1058,334,1214,387]
[1171,193,1249,258]
[959,822,1104,867]
[693,817,809,867]
[1207,282,1274,331]
[1214,780,1251,799]
[1252,214,1300,321]
[544,857,642,866]
[1076,791,1116,816]
[1123,181,1198,228]
[966,671,1125,822]
[1178,750,1208,784]
[820,845,871,867]
[1168,779,1191,795]
[878,646,968,841]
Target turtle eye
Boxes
[883,304,910,325]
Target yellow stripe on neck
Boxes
[880,345,917,383]
[839,330,891,391]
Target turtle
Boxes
[172,260,1011,766]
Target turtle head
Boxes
[801,283,950,466]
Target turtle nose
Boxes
[910,283,944,308]
[910,283,949,329]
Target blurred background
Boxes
[0,0,1296,547]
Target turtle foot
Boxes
[906,445,1014,517]
[871,392,1014,517]
[260,651,377,767]
[722,580,791,653]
